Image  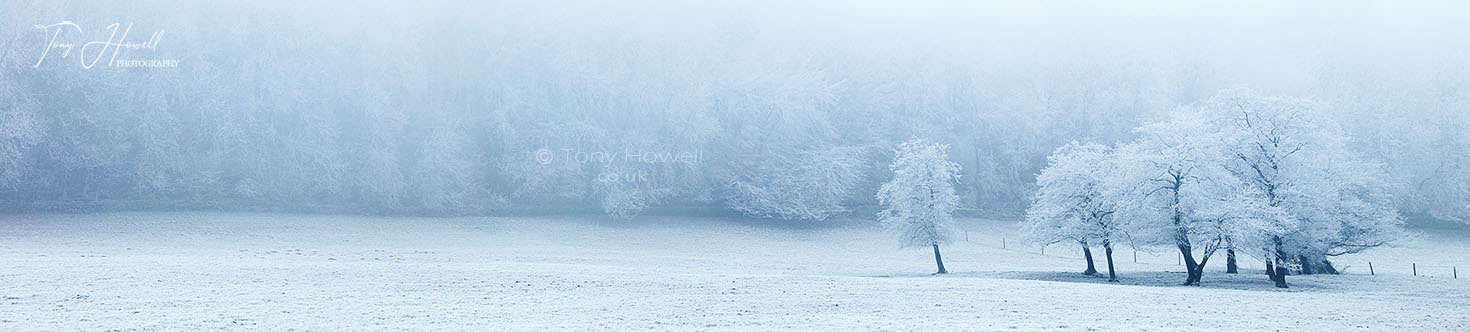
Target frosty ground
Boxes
[2,213,1467,331]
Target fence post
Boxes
[1455,266,1458,279]
[1133,250,1137,263]
[1369,261,1374,275]
[1413,263,1417,276]
[1002,238,1005,249]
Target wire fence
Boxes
[1357,262,1460,278]
[992,236,1463,280]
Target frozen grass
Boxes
[2,212,1468,330]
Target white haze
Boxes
[0,0,1466,222]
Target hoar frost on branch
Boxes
[878,138,961,274]
[1028,88,1406,287]
[1024,141,1127,281]
[1205,88,1404,287]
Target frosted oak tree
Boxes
[1024,141,1126,281]
[878,138,961,274]
[1206,88,1403,287]
[1114,110,1258,286]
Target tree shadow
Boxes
[945,270,1337,292]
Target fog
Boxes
[2,0,1466,222]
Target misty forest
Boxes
[2,1,1469,330]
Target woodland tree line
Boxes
[1,1,1466,226]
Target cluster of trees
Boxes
[1,1,1466,226]
[1023,89,1404,287]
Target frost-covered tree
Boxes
[716,57,868,221]
[1205,88,1404,287]
[594,157,676,220]
[723,145,867,221]
[1114,110,1259,286]
[1324,68,1470,226]
[1024,141,1126,281]
[0,4,44,191]
[405,122,481,214]
[878,138,961,274]
[0,78,39,190]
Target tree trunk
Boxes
[1272,258,1289,288]
[1082,243,1098,276]
[1225,249,1238,274]
[1195,252,1213,285]
[1320,259,1338,274]
[932,242,948,275]
[1179,245,1201,286]
[1104,242,1118,282]
[1297,254,1339,275]
[1271,237,1289,288]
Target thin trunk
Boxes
[1168,179,1199,286]
[1226,249,1238,274]
[1272,258,1289,288]
[1271,236,1289,288]
[1081,243,1098,275]
[1104,241,1118,282]
[932,242,948,275]
[1264,236,1287,287]
[1195,251,1213,285]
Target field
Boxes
[2,212,1468,331]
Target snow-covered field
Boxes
[2,212,1468,331]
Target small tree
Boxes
[878,138,962,274]
[1024,141,1127,281]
